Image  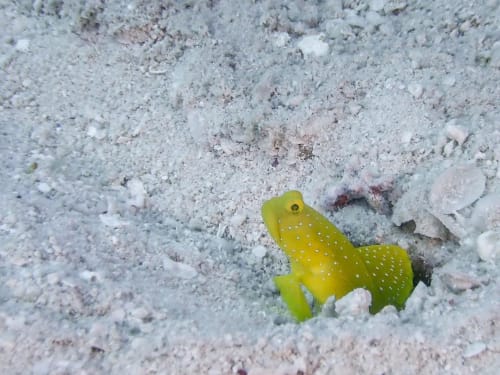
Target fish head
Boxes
[261,190,306,247]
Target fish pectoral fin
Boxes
[274,274,312,322]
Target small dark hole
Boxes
[411,257,433,287]
[90,346,105,354]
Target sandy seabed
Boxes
[1,1,499,374]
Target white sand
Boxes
[1,1,499,374]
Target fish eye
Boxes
[287,200,303,213]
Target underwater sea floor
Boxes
[1,1,499,373]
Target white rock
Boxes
[442,140,455,157]
[5,314,25,330]
[80,270,102,282]
[37,182,52,193]
[429,165,485,214]
[251,245,267,259]
[99,213,130,228]
[87,125,106,139]
[463,342,486,358]
[46,272,60,285]
[476,230,500,262]
[402,282,429,316]
[15,39,30,52]
[400,130,413,144]
[445,121,469,145]
[230,213,246,227]
[335,288,372,316]
[163,257,198,279]
[110,308,126,322]
[439,270,480,293]
[408,49,424,69]
[130,306,151,320]
[408,82,423,98]
[348,102,362,115]
[127,178,147,209]
[297,35,329,57]
[274,32,290,47]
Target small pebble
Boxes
[476,231,500,263]
[251,245,267,259]
[188,218,204,231]
[163,257,198,279]
[15,39,30,52]
[463,342,486,358]
[5,314,26,330]
[80,270,102,282]
[230,214,246,228]
[334,288,371,317]
[348,103,362,115]
[408,82,423,98]
[37,182,52,193]
[87,125,106,140]
[127,178,147,209]
[442,140,455,157]
[130,306,152,321]
[274,32,290,47]
[440,270,480,294]
[99,213,130,228]
[110,308,126,322]
[403,282,429,315]
[297,35,329,57]
[400,130,413,144]
[46,272,60,285]
[445,122,469,145]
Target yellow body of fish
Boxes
[262,190,413,321]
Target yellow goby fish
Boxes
[262,190,413,321]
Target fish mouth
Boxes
[261,197,282,245]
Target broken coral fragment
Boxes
[392,185,447,239]
[324,165,394,214]
[429,165,485,214]
[439,269,481,294]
